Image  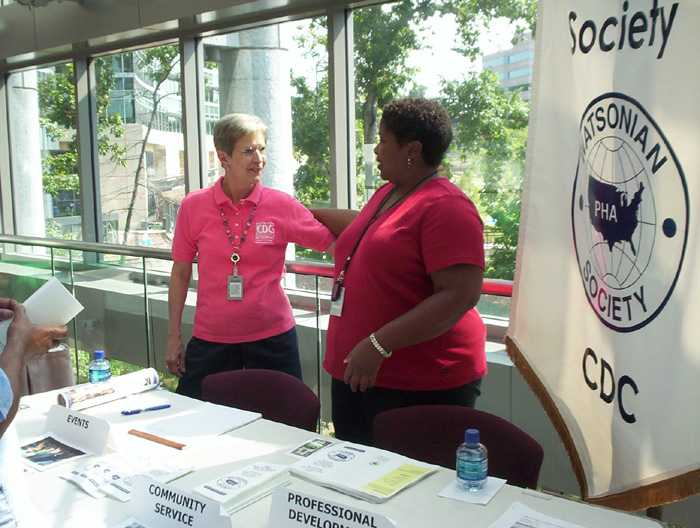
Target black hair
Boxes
[380,97,453,167]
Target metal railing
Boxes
[0,234,513,422]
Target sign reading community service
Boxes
[508,0,698,510]
[130,476,228,528]
[268,488,396,528]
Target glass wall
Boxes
[352,2,533,283]
[95,44,184,249]
[7,64,82,241]
[201,18,330,265]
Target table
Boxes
[10,388,662,528]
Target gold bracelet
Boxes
[369,333,392,358]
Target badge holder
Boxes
[330,280,344,317]
[227,253,244,301]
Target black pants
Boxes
[331,378,482,447]
[176,327,301,400]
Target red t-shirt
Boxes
[172,178,334,343]
[323,177,487,390]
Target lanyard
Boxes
[219,203,257,275]
[334,170,438,290]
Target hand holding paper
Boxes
[0,278,83,353]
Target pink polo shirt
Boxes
[172,178,334,343]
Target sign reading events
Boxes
[508,0,698,510]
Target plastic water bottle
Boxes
[456,428,488,491]
[88,350,112,383]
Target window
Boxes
[352,3,533,284]
[509,50,533,64]
[96,45,184,248]
[7,64,82,240]
[508,67,531,80]
[201,19,329,264]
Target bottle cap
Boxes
[465,428,480,445]
[93,349,105,360]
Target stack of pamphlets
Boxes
[57,369,160,410]
[194,462,290,514]
[291,442,436,503]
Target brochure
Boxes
[194,462,289,514]
[20,435,87,471]
[291,442,436,503]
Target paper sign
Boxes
[24,277,84,326]
[268,488,396,528]
[130,475,229,528]
[47,404,110,455]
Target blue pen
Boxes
[121,404,171,416]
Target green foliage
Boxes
[291,75,330,206]
[38,60,126,204]
[442,71,529,279]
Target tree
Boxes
[120,45,179,244]
[291,0,536,277]
[38,60,126,217]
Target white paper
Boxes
[24,277,84,326]
[438,476,507,505]
[288,438,335,458]
[291,442,437,503]
[195,462,289,514]
[488,502,585,528]
[138,402,260,446]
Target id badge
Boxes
[227,275,244,301]
[329,285,345,317]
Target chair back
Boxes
[372,405,543,489]
[202,369,320,432]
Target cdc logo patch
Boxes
[571,93,688,332]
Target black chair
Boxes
[202,369,320,432]
[372,405,544,488]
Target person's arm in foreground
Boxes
[343,263,483,392]
[310,208,359,238]
[166,261,192,376]
[0,299,67,438]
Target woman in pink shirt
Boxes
[314,98,486,445]
[167,114,334,399]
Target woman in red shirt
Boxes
[315,98,486,445]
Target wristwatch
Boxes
[369,333,392,358]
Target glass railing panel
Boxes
[69,249,150,383]
[145,257,195,392]
[477,294,511,320]
[0,242,54,300]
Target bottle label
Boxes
[456,458,487,481]
[89,367,112,384]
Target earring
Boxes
[407,157,413,168]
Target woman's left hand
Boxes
[343,337,384,392]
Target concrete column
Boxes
[8,70,46,238]
[217,25,294,197]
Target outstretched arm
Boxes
[310,208,359,237]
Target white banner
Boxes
[508,0,699,509]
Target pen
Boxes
[121,404,171,416]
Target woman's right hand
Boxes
[165,334,186,377]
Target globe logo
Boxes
[571,93,688,332]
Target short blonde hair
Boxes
[213,113,267,154]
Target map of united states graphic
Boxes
[587,177,645,255]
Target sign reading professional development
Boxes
[508,0,698,510]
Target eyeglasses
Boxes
[241,145,266,157]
